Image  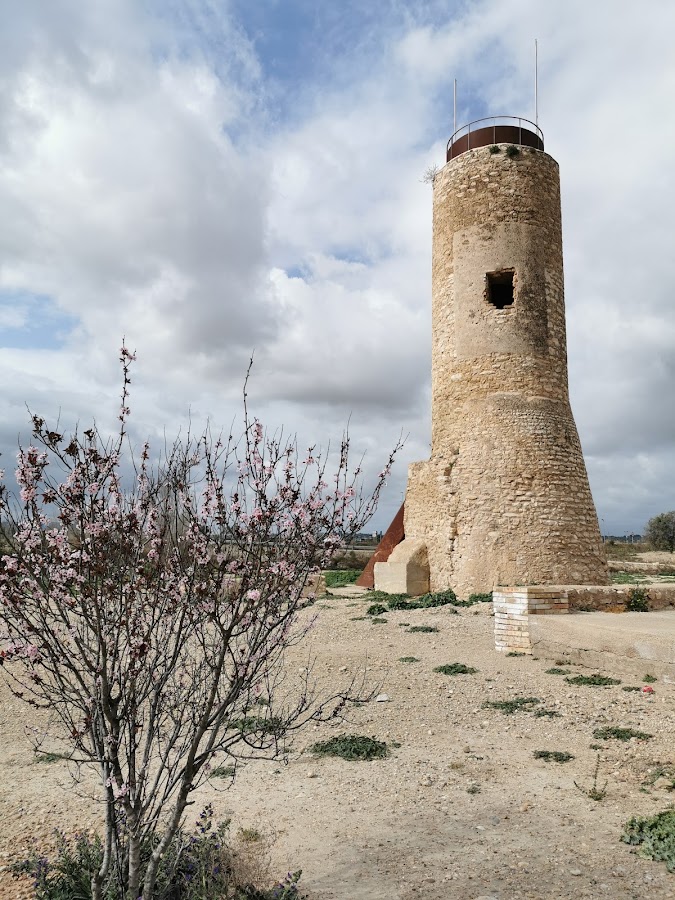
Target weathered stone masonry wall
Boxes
[402,145,608,597]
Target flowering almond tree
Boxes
[0,347,399,900]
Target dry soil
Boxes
[1,591,674,900]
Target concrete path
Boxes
[530,609,675,681]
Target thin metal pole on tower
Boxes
[534,39,539,131]
[453,79,457,134]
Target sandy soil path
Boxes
[1,595,674,899]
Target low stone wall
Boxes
[567,583,675,612]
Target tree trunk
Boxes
[141,787,191,900]
[127,828,142,900]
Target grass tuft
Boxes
[407,625,439,634]
[545,667,570,675]
[399,656,419,663]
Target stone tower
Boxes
[375,118,608,597]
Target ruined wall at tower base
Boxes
[397,395,609,598]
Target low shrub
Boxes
[210,764,236,778]
[533,750,574,763]
[593,726,653,742]
[365,590,410,604]
[310,735,389,761]
[232,716,284,737]
[416,589,457,607]
[566,674,621,687]
[625,587,650,612]
[466,592,493,604]
[12,808,305,900]
[365,589,459,614]
[366,603,388,616]
[622,809,675,872]
[433,663,478,676]
[505,144,520,158]
[534,708,561,718]
[386,596,417,610]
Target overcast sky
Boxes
[0,0,673,537]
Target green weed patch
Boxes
[433,663,478,676]
[311,734,389,761]
[324,569,361,587]
[566,674,621,686]
[593,726,653,742]
[534,750,574,763]
[622,809,675,872]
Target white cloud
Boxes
[0,0,673,535]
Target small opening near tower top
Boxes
[486,270,515,309]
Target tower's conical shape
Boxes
[379,126,607,597]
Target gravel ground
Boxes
[1,592,674,899]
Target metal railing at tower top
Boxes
[446,116,544,161]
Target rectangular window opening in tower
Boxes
[486,270,515,309]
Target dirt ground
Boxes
[1,592,674,900]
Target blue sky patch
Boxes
[0,292,77,350]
